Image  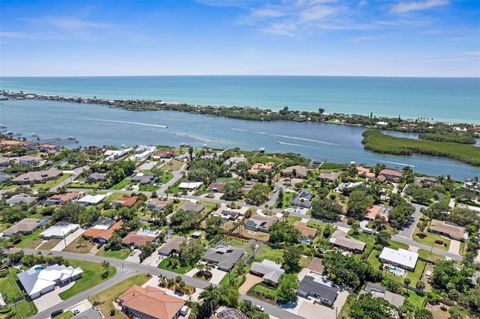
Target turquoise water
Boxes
[0,99,478,180]
[1,76,479,123]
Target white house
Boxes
[17,264,83,299]
[379,247,419,271]
[77,194,106,206]
[40,223,79,239]
[179,181,203,190]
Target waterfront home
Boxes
[414,176,438,187]
[329,230,366,253]
[292,190,313,208]
[248,162,275,175]
[119,285,185,319]
[12,168,62,185]
[356,166,375,179]
[177,202,204,214]
[297,275,339,306]
[336,181,364,193]
[112,196,138,207]
[152,148,176,159]
[104,148,131,161]
[44,192,78,205]
[378,169,403,183]
[18,264,83,299]
[281,165,308,179]
[158,236,186,256]
[146,198,170,212]
[202,243,245,271]
[379,247,418,271]
[83,219,123,244]
[0,139,26,149]
[3,218,44,237]
[6,193,36,206]
[364,205,391,222]
[122,229,160,248]
[87,172,106,183]
[131,145,156,161]
[250,259,284,286]
[77,194,106,206]
[223,156,247,167]
[364,282,405,308]
[130,173,155,184]
[429,219,467,241]
[208,182,226,192]
[245,214,279,233]
[40,222,79,239]
[319,172,341,182]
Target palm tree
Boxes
[200,285,221,314]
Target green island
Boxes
[419,132,477,144]
[362,129,480,166]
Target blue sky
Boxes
[1,0,479,77]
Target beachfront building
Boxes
[17,264,83,299]
[379,247,419,271]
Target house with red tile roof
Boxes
[45,192,78,205]
[112,196,138,207]
[83,219,124,244]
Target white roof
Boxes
[41,223,79,238]
[179,181,203,189]
[77,194,106,204]
[379,247,418,269]
[17,264,83,297]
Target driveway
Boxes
[141,251,164,267]
[33,282,75,312]
[239,274,263,294]
[125,249,141,263]
[209,268,227,285]
[397,204,424,239]
[51,228,85,251]
[294,298,336,319]
[449,239,461,255]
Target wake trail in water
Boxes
[231,128,337,145]
[277,141,315,148]
[84,118,168,128]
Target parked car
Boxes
[51,309,64,317]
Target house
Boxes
[0,172,10,183]
[245,214,279,233]
[292,190,313,208]
[364,205,391,222]
[146,198,170,212]
[223,156,247,167]
[131,146,156,161]
[202,243,245,271]
[153,148,176,159]
[45,192,78,205]
[131,174,155,185]
[329,230,366,252]
[41,222,79,239]
[119,285,185,319]
[306,257,324,275]
[414,176,438,187]
[429,219,467,241]
[17,264,83,299]
[248,162,275,175]
[364,282,405,307]
[74,309,104,319]
[379,247,419,271]
[158,236,186,256]
[0,140,26,149]
[178,202,205,214]
[122,229,160,247]
[213,307,249,319]
[281,165,308,179]
[356,166,375,179]
[179,181,203,190]
[378,169,403,183]
[208,182,226,192]
[293,221,317,241]
[319,172,341,182]
[12,168,62,185]
[3,218,44,237]
[112,196,138,207]
[213,209,241,221]
[250,259,284,286]
[87,172,106,183]
[6,193,36,206]
[83,219,124,244]
[104,148,131,161]
[77,194,106,206]
[298,276,339,306]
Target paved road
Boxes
[397,203,425,239]
[392,235,462,260]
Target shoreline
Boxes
[1,89,479,136]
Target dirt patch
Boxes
[38,239,62,250]
[239,273,264,295]
[426,303,450,319]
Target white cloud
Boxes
[390,0,449,14]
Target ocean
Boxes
[1,76,479,123]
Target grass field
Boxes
[111,178,132,190]
[405,290,427,308]
[0,269,37,319]
[15,228,44,248]
[164,159,184,171]
[418,249,445,263]
[158,258,194,274]
[413,227,450,251]
[64,236,95,253]
[55,311,74,319]
[59,260,117,300]
[88,274,150,319]
[388,240,409,250]
[255,245,283,263]
[38,239,61,250]
[97,248,131,260]
[362,130,480,167]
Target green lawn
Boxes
[388,240,409,250]
[306,220,326,233]
[418,249,445,263]
[15,228,44,248]
[97,248,131,260]
[55,311,74,319]
[0,270,37,319]
[405,290,426,308]
[139,184,160,191]
[413,227,450,251]
[280,191,296,208]
[33,173,72,189]
[406,260,426,287]
[158,171,174,184]
[287,215,302,224]
[255,245,283,263]
[59,260,117,300]
[106,193,124,200]
[69,182,100,189]
[367,250,382,271]
[158,258,194,274]
[111,178,132,190]
[89,274,150,319]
